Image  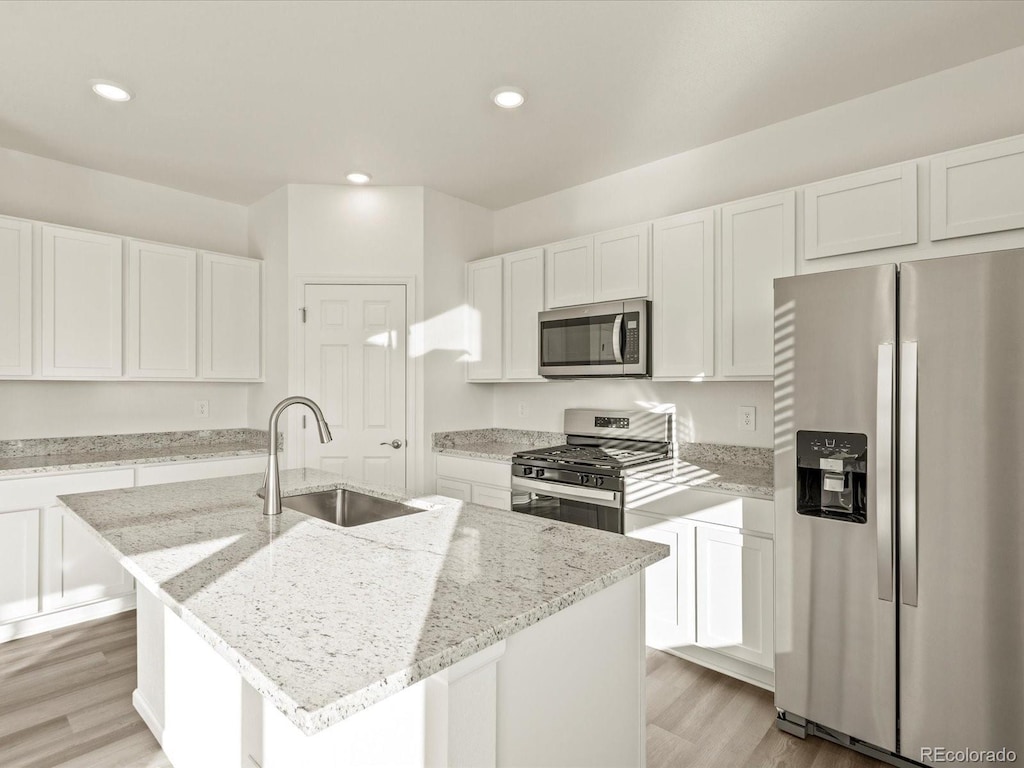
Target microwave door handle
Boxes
[612,314,624,363]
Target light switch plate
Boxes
[738,405,756,431]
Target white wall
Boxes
[488,44,1024,447]
[422,188,495,482]
[0,148,251,440]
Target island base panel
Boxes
[134,572,646,767]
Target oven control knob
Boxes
[594,476,605,487]
[580,474,590,484]
[535,469,545,479]
[523,466,534,476]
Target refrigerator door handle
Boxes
[876,343,895,602]
[900,341,920,607]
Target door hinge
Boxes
[300,307,307,323]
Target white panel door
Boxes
[466,257,503,381]
[41,225,124,377]
[304,284,408,487]
[720,190,795,377]
[593,223,650,302]
[625,511,696,651]
[544,237,593,308]
[0,508,40,622]
[804,162,918,259]
[0,216,33,376]
[930,134,1024,240]
[502,248,544,380]
[41,506,133,611]
[695,525,773,669]
[127,240,197,378]
[200,252,261,379]
[652,209,715,379]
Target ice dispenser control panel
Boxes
[796,431,868,524]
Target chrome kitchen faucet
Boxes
[261,396,332,516]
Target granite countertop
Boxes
[58,469,667,736]
[432,428,564,461]
[0,428,269,478]
[625,443,774,500]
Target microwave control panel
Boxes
[623,316,640,363]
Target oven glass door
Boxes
[540,311,623,374]
[511,477,622,534]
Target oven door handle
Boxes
[612,314,624,363]
[512,477,621,509]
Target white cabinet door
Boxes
[471,484,511,510]
[931,134,1024,240]
[503,248,545,380]
[625,511,696,650]
[0,216,33,376]
[466,256,504,381]
[127,240,197,378]
[200,252,262,379]
[720,191,795,377]
[593,224,650,302]
[41,505,133,611]
[436,478,472,502]
[0,508,40,621]
[652,209,715,379]
[545,237,593,309]
[695,526,773,669]
[805,163,917,259]
[41,225,124,377]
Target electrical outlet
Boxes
[738,405,756,431]
[517,402,527,418]
[195,400,210,418]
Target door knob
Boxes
[380,439,404,450]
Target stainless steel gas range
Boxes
[511,409,673,533]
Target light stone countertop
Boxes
[0,429,269,478]
[58,469,667,736]
[625,458,774,500]
[431,428,564,462]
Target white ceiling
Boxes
[2,0,1024,210]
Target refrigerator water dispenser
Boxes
[796,431,868,523]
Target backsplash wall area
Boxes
[492,380,773,448]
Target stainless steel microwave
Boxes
[538,299,651,378]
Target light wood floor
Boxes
[1,612,883,767]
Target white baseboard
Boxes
[133,688,165,745]
[0,593,137,643]
[653,644,775,691]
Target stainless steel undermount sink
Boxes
[280,489,425,527]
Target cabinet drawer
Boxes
[0,468,135,510]
[436,478,472,502]
[471,485,511,510]
[135,456,266,486]
[625,485,773,535]
[435,455,511,489]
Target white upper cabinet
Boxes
[545,237,593,308]
[593,223,650,303]
[0,216,33,376]
[652,209,714,379]
[127,240,198,378]
[503,248,545,380]
[930,134,1024,241]
[466,256,504,381]
[199,252,262,380]
[41,225,124,378]
[804,163,918,259]
[720,190,795,377]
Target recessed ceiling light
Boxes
[491,87,526,109]
[346,172,372,184]
[90,80,133,102]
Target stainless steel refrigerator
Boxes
[774,250,1024,767]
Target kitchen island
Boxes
[58,469,666,768]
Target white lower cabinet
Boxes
[435,454,511,510]
[0,455,268,642]
[626,489,775,689]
